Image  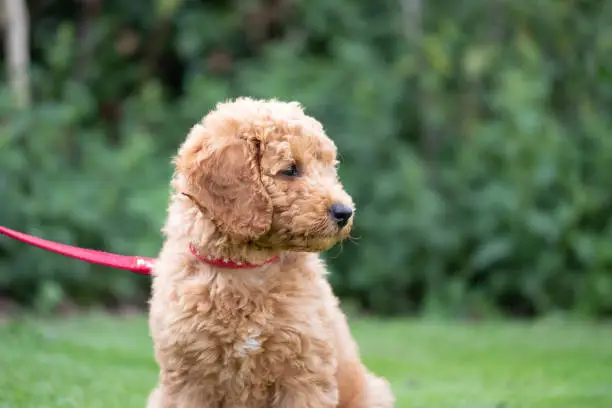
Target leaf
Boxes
[471,238,513,271]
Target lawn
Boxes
[0,314,611,408]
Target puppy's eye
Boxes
[281,163,300,177]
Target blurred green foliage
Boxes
[1,0,611,317]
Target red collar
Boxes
[188,243,279,269]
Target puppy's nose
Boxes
[329,203,353,227]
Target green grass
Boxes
[1,314,611,407]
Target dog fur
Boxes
[147,97,395,408]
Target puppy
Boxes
[147,98,394,408]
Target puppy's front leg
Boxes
[275,375,339,408]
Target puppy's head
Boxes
[174,97,354,252]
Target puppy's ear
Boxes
[175,126,272,241]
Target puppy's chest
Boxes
[166,274,334,402]
[226,323,266,359]
[207,303,290,360]
[200,290,325,363]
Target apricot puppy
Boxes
[147,97,394,408]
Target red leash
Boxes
[0,225,154,275]
[0,225,280,273]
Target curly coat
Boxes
[147,98,395,408]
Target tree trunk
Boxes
[3,0,30,108]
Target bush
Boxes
[0,0,611,317]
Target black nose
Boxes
[329,203,353,227]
